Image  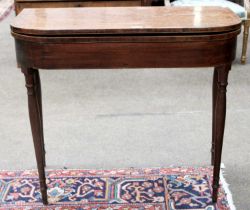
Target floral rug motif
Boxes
[0,0,13,22]
[0,167,233,209]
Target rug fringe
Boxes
[220,163,236,210]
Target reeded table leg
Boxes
[211,69,218,166]
[212,64,230,203]
[22,67,48,205]
[34,70,46,166]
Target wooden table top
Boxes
[11,7,241,36]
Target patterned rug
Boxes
[0,167,234,210]
[0,0,13,22]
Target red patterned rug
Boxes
[0,0,13,22]
[0,166,235,210]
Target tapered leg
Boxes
[212,65,230,203]
[22,67,48,205]
[241,20,250,64]
[211,69,218,166]
[34,71,46,166]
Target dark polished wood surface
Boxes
[11,7,241,205]
[11,7,241,36]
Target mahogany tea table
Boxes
[10,7,241,205]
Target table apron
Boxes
[15,37,237,69]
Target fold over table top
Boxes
[11,7,241,36]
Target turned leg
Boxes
[212,65,230,203]
[22,67,48,205]
[241,20,250,64]
[211,69,218,165]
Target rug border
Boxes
[0,165,213,172]
[0,165,234,209]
